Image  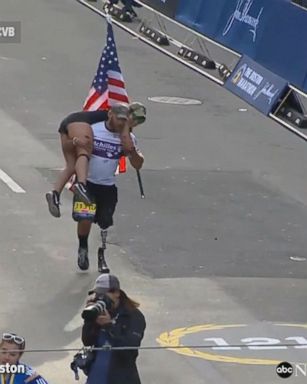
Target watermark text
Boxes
[0,364,25,374]
[0,22,21,43]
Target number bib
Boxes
[72,197,96,222]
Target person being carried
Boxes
[0,332,49,384]
[46,102,146,218]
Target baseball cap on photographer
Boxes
[110,103,129,120]
[88,274,120,295]
[129,102,146,124]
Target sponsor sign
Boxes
[224,55,288,115]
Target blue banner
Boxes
[224,55,288,115]
[140,0,179,17]
[174,0,307,93]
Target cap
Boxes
[88,274,121,295]
[111,103,130,120]
[129,102,146,123]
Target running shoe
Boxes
[78,247,89,271]
[45,191,61,218]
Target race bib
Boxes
[72,198,96,222]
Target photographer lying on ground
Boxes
[80,274,146,384]
[0,332,49,384]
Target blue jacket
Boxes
[0,363,49,384]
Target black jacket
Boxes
[82,304,146,384]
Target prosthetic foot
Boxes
[98,229,110,273]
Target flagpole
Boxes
[105,10,145,200]
[136,169,145,199]
[83,5,146,199]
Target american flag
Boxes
[83,20,129,111]
[67,20,129,191]
[84,19,128,173]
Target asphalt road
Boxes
[1,0,307,383]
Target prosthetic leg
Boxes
[98,229,110,273]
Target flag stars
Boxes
[85,27,128,109]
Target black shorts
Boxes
[58,110,108,135]
[86,181,118,230]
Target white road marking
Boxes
[290,256,306,262]
[64,312,82,332]
[0,169,25,193]
[148,96,202,105]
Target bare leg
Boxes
[68,122,93,204]
[75,154,89,185]
[54,134,77,194]
[67,122,93,184]
[78,219,92,237]
[46,124,93,217]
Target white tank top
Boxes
[87,121,136,186]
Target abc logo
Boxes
[276,362,293,378]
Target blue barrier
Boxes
[140,0,179,17]
[174,0,307,93]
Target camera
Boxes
[81,294,114,321]
[71,349,96,379]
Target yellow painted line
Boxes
[156,323,304,365]
[274,323,307,329]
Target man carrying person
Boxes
[46,102,146,270]
[46,102,146,219]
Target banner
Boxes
[174,0,307,93]
[140,0,179,18]
[224,55,288,115]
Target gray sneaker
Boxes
[78,247,89,271]
[45,191,61,218]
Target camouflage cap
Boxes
[129,102,146,123]
[110,103,130,120]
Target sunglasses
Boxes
[2,333,25,346]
